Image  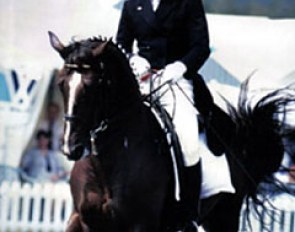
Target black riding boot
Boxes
[181,161,202,232]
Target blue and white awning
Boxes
[0,66,51,167]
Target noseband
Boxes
[64,114,78,122]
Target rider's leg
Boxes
[159,77,201,230]
[192,74,234,156]
[159,77,199,166]
[177,161,201,232]
[192,74,214,117]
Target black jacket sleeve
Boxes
[180,0,210,73]
[116,1,135,54]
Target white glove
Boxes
[129,55,151,78]
[161,61,187,84]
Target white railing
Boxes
[0,181,73,232]
[0,181,294,232]
[239,203,295,232]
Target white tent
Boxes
[208,14,295,85]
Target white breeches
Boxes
[141,76,200,166]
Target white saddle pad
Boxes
[199,133,236,199]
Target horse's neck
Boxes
[104,52,142,113]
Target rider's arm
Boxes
[116,0,135,54]
[180,0,210,73]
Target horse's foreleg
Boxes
[79,188,113,231]
[69,156,107,231]
[66,212,83,232]
[80,190,103,224]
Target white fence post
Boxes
[0,181,10,231]
[9,182,22,228]
[19,183,32,231]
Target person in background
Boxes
[39,101,75,173]
[39,102,63,151]
[20,130,67,182]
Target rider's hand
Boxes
[129,55,151,78]
[161,61,187,84]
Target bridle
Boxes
[90,119,109,156]
[64,114,78,122]
[62,59,110,156]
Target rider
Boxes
[116,0,210,230]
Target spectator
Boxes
[20,130,67,182]
[39,102,63,151]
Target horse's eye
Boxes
[83,77,93,86]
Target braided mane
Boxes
[60,36,127,65]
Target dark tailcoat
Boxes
[117,0,228,155]
[116,0,210,78]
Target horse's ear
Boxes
[48,31,65,54]
[92,41,109,57]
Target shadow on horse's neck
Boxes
[97,45,142,121]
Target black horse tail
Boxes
[233,79,295,192]
[194,75,295,229]
[229,79,295,229]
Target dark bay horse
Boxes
[49,31,295,232]
[49,32,178,232]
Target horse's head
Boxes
[48,32,113,160]
[49,32,140,160]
